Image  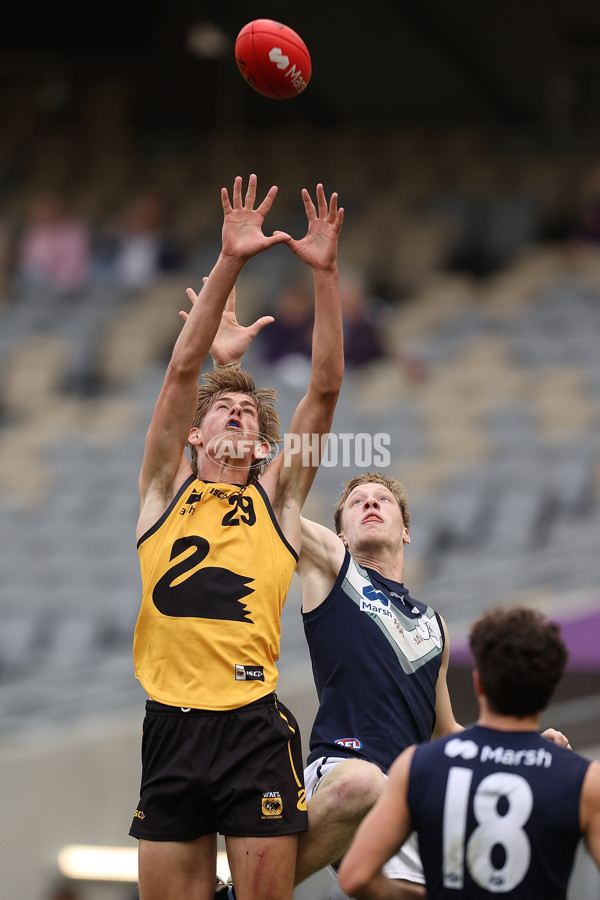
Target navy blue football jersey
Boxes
[408,725,590,898]
[303,548,444,772]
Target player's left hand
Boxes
[282,184,344,271]
[541,727,572,749]
[181,278,274,366]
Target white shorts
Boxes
[304,756,425,885]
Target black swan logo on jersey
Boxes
[152,535,255,621]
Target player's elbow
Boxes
[321,382,343,404]
[338,859,367,898]
[338,872,357,896]
[330,361,345,392]
[307,384,342,424]
[311,358,344,396]
[166,353,199,383]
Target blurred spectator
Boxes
[576,163,600,244]
[338,271,385,368]
[0,218,14,303]
[260,273,386,384]
[95,191,183,292]
[17,190,90,293]
[338,270,428,384]
[259,279,313,385]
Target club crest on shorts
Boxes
[262,791,283,818]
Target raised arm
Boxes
[432,617,463,739]
[138,175,289,530]
[263,184,344,511]
[297,516,346,613]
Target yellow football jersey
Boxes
[134,476,298,710]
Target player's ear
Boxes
[188,426,202,447]
[402,526,410,545]
[472,668,483,697]
[253,438,271,460]
[337,532,348,547]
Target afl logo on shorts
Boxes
[262,791,283,817]
[335,737,363,750]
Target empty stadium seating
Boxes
[0,124,599,751]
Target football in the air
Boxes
[235,19,311,100]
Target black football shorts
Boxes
[129,692,307,841]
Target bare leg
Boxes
[294,759,385,885]
[138,834,217,900]
[227,833,298,900]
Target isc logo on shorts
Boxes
[262,791,283,818]
[235,664,265,681]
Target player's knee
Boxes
[319,762,384,821]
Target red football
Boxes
[235,19,311,100]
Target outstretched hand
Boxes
[282,184,344,271]
[181,277,274,367]
[541,727,572,749]
[221,173,291,261]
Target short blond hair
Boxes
[189,367,281,483]
[333,472,411,534]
